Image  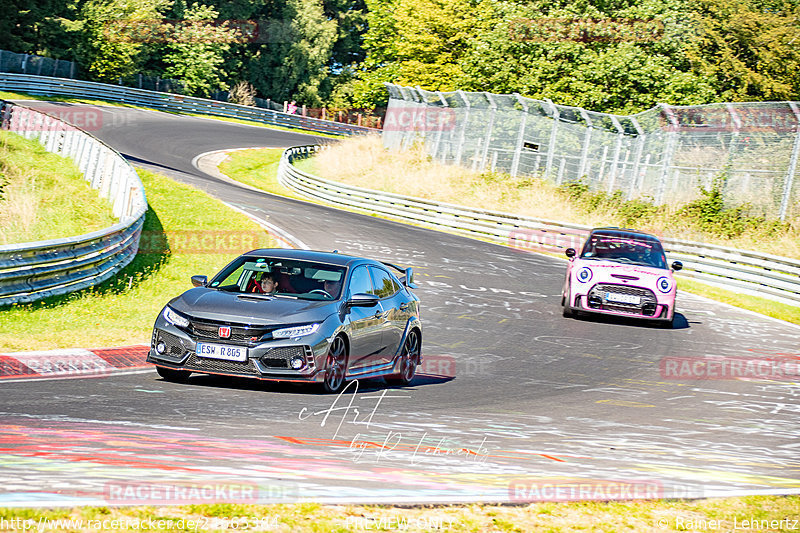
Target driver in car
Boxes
[252,272,278,294]
[323,279,342,298]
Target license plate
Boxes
[196,342,247,362]
[605,292,640,305]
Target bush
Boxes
[228,81,257,107]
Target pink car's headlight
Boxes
[576,267,593,283]
[657,276,674,293]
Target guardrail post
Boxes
[455,91,471,166]
[578,109,593,180]
[779,102,800,221]
[657,104,680,205]
[628,117,645,200]
[481,92,497,171]
[544,99,559,181]
[511,94,528,178]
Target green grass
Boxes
[217,148,308,200]
[0,167,281,351]
[677,277,800,325]
[0,131,117,245]
[0,496,797,532]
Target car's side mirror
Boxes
[191,275,208,287]
[671,261,683,272]
[347,293,380,307]
[565,248,576,258]
[401,267,418,289]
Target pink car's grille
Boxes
[589,284,658,316]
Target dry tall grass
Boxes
[0,131,117,245]
[304,135,800,258]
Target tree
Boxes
[75,0,170,83]
[162,3,236,97]
[686,0,800,101]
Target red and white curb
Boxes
[0,345,151,382]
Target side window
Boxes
[215,265,246,290]
[348,266,374,296]
[369,267,399,299]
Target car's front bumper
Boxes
[147,321,332,382]
[567,283,674,321]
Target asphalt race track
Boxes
[1,103,799,507]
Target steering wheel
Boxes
[309,289,333,299]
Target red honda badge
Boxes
[219,326,231,338]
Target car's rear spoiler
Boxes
[382,262,418,289]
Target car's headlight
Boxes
[656,276,674,293]
[575,266,593,283]
[272,324,320,339]
[163,306,190,328]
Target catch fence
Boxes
[383,84,800,221]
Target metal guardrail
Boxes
[279,145,800,307]
[0,72,375,137]
[0,101,147,306]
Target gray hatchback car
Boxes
[147,249,422,392]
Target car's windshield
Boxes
[580,234,667,269]
[208,256,347,300]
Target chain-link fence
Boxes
[0,50,78,79]
[383,83,800,221]
[0,49,187,94]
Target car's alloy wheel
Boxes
[322,336,347,393]
[156,366,191,383]
[387,329,420,386]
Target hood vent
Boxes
[611,274,639,281]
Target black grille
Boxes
[189,320,272,345]
[261,358,289,368]
[157,331,186,356]
[185,353,256,376]
[589,284,657,315]
[259,346,308,368]
[593,284,655,298]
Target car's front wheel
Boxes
[156,366,191,383]
[322,336,348,394]
[387,329,420,386]
[562,289,574,318]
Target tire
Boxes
[156,366,191,383]
[387,329,421,387]
[656,316,675,329]
[321,336,348,394]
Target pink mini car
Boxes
[562,228,683,327]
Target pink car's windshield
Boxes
[580,235,667,269]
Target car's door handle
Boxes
[399,303,410,311]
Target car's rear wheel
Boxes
[156,366,191,383]
[322,336,348,394]
[387,329,420,386]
